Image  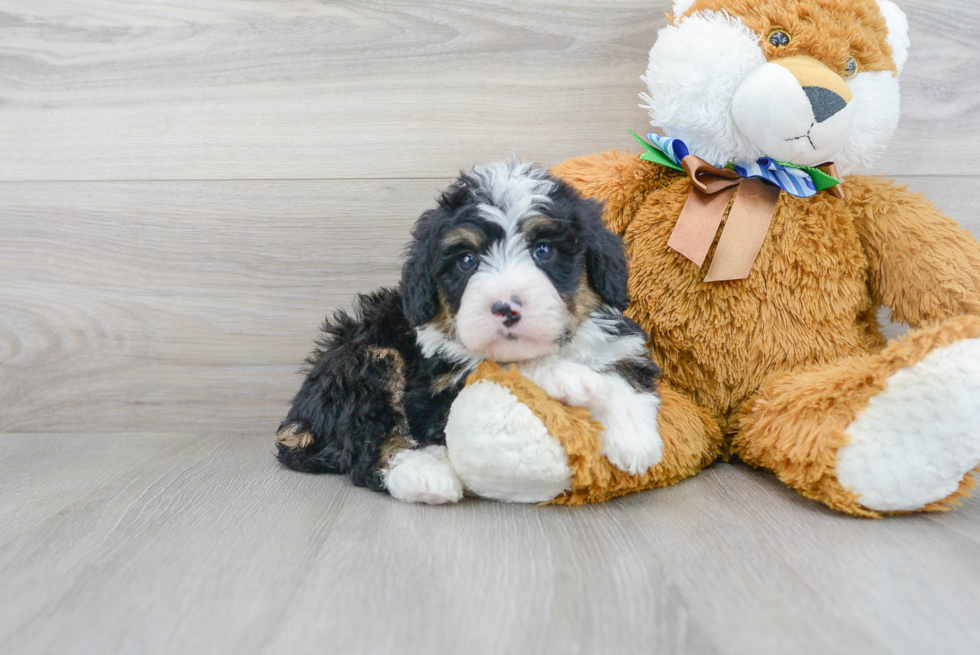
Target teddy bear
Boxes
[445,0,980,517]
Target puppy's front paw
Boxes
[598,396,664,475]
[383,445,464,504]
[524,361,609,408]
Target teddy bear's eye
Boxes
[843,57,859,79]
[768,30,791,48]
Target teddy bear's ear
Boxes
[671,1,697,23]
[877,0,910,75]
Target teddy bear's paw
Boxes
[445,380,573,503]
[597,390,664,475]
[836,337,980,512]
[383,445,464,505]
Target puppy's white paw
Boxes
[383,445,464,505]
[522,361,609,408]
[601,424,664,475]
[597,392,664,475]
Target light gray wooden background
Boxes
[1,2,979,654]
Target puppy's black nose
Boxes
[491,301,521,328]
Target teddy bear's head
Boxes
[642,0,910,175]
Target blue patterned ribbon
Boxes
[645,133,690,167]
[732,158,817,198]
[631,131,841,199]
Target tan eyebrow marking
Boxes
[441,226,486,250]
[520,215,562,236]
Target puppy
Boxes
[276,160,663,503]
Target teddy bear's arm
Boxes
[849,176,980,327]
[552,151,677,235]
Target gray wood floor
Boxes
[3,1,980,653]
[2,432,980,655]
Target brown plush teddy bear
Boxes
[446,0,980,517]
[543,0,980,517]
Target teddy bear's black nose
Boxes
[803,86,848,123]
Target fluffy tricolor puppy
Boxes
[276,161,663,503]
[644,0,909,175]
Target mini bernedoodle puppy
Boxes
[276,160,663,503]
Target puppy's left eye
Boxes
[457,252,477,272]
[532,242,555,263]
[843,57,859,79]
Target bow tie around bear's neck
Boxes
[630,130,844,282]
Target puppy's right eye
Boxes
[532,242,555,263]
[457,252,477,272]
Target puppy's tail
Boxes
[275,287,415,490]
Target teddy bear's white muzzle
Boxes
[732,57,854,167]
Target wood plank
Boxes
[0,432,978,655]
[0,179,446,432]
[1,175,976,432]
[0,0,978,181]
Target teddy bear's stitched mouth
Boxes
[784,123,816,150]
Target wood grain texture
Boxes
[1,432,978,655]
[2,176,976,432]
[0,178,447,432]
[3,4,979,653]
[0,0,978,180]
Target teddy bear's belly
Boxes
[627,195,882,425]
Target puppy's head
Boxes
[402,160,629,364]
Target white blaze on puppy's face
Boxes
[455,232,569,363]
[444,160,572,364]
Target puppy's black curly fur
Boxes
[276,287,465,490]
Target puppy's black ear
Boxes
[401,209,441,327]
[580,197,631,310]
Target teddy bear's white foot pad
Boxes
[445,381,573,503]
[836,338,980,512]
[383,445,464,505]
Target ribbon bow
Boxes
[629,131,844,282]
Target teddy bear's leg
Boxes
[445,363,722,504]
[549,383,723,505]
[446,376,577,503]
[520,358,664,475]
[733,316,980,517]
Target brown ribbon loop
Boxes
[667,185,737,268]
[682,156,742,194]
[703,178,780,282]
[667,154,782,282]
